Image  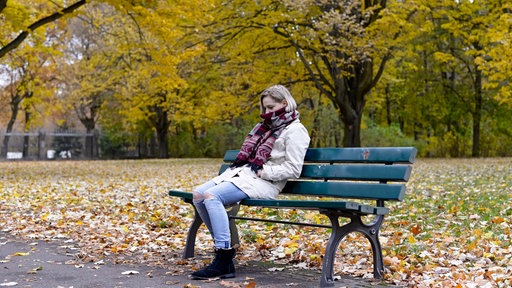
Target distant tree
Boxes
[55,3,124,158]
[197,0,410,147]
[0,41,55,158]
[105,1,211,158]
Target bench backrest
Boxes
[220,147,417,202]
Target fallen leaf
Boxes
[219,280,240,287]
[268,267,284,272]
[410,224,421,235]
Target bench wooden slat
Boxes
[167,190,391,218]
[304,147,417,163]
[170,184,404,204]
[240,199,390,215]
[169,190,193,200]
[300,164,412,181]
[207,168,406,201]
[241,198,357,210]
[224,147,417,164]
[219,163,413,182]
[282,181,406,201]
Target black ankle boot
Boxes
[190,248,236,280]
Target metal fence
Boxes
[1,131,96,161]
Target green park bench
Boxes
[169,147,417,287]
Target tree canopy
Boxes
[1,0,511,158]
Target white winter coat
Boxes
[211,119,310,199]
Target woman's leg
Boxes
[192,181,216,235]
[190,181,247,280]
[203,182,248,249]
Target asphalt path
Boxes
[1,232,395,288]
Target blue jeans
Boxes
[193,181,248,249]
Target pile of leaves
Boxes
[1,158,511,287]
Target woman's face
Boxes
[262,96,287,114]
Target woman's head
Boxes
[259,85,297,114]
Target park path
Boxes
[1,231,396,288]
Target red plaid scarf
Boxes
[231,107,299,173]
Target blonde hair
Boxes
[259,85,297,113]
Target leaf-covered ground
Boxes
[1,158,511,287]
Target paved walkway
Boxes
[1,232,396,288]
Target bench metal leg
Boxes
[320,211,351,287]
[319,210,385,287]
[227,204,241,248]
[183,206,203,258]
[365,215,385,278]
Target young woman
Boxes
[190,84,310,280]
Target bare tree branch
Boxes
[0,0,7,13]
[0,0,87,58]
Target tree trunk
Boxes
[472,69,482,157]
[85,127,94,158]
[37,131,46,160]
[157,127,169,158]
[1,132,11,159]
[75,100,98,159]
[151,104,170,158]
[1,98,21,158]
[79,119,96,158]
[341,105,362,147]
[155,112,170,158]
[385,84,392,126]
[334,61,369,148]
[22,134,30,158]
[22,110,31,158]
